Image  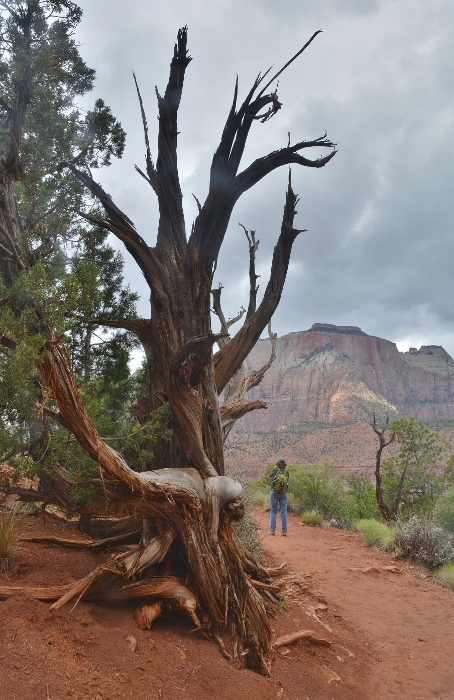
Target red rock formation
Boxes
[234,325,454,433]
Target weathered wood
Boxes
[274,630,332,648]
[1,25,336,674]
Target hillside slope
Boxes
[237,324,454,432]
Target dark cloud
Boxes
[76,0,454,359]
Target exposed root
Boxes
[274,629,332,648]
[135,601,163,629]
[247,578,280,594]
[21,533,141,549]
[267,563,287,577]
[214,633,233,661]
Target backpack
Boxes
[272,468,289,494]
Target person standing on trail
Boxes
[269,457,289,536]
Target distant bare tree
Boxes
[372,413,395,520]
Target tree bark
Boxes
[372,414,395,521]
[1,26,336,673]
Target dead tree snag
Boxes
[1,27,336,673]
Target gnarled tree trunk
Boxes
[1,27,336,672]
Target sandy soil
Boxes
[0,510,452,700]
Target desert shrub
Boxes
[0,505,22,571]
[433,489,454,533]
[228,469,264,558]
[343,475,379,524]
[436,562,454,591]
[245,486,270,511]
[301,510,325,527]
[393,516,454,570]
[354,519,394,548]
[234,511,263,559]
[290,462,345,520]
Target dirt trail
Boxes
[256,510,454,700]
[0,511,453,699]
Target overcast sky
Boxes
[75,0,454,358]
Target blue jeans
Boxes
[270,491,288,533]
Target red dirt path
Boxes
[0,510,453,699]
[256,510,454,699]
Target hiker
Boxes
[269,457,289,536]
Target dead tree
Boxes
[1,28,336,672]
[371,413,395,521]
[212,225,278,442]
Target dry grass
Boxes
[436,562,454,591]
[0,504,22,571]
[301,510,325,527]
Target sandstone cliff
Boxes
[234,324,454,433]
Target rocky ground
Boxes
[0,509,453,699]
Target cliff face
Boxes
[234,324,454,432]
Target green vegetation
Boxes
[290,462,344,520]
[354,519,394,548]
[301,510,325,527]
[248,462,376,527]
[436,562,454,591]
[248,446,454,578]
[393,517,454,570]
[344,474,380,522]
[377,418,452,519]
[433,488,454,533]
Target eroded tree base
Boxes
[0,510,275,674]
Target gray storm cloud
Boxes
[75,0,454,358]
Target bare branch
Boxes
[242,322,277,394]
[214,173,303,393]
[220,399,267,429]
[0,221,26,269]
[211,283,246,348]
[133,72,158,195]
[256,30,322,99]
[64,164,164,292]
[71,314,148,336]
[234,137,337,197]
[155,26,191,259]
[239,224,260,319]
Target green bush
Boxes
[436,562,454,591]
[433,489,454,533]
[394,516,454,570]
[301,510,325,527]
[290,462,345,520]
[344,475,380,523]
[354,519,394,548]
[245,486,270,511]
[0,505,22,571]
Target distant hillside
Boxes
[225,324,454,475]
[235,324,454,431]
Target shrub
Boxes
[436,562,454,591]
[354,518,394,548]
[234,511,263,559]
[228,469,264,558]
[433,489,454,533]
[301,510,325,527]
[290,462,345,520]
[246,487,270,511]
[394,516,454,570]
[0,505,22,571]
[343,475,379,523]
